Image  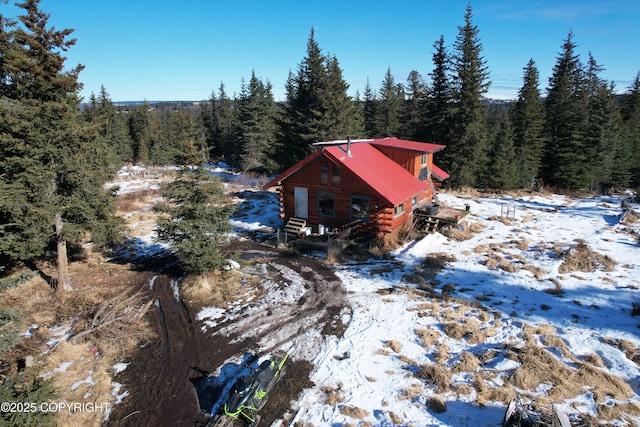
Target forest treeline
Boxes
[83,6,640,193]
[2,1,640,278]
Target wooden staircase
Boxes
[284,217,306,236]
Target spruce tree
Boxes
[201,84,237,162]
[216,84,239,165]
[280,28,361,166]
[83,85,134,165]
[362,78,378,138]
[286,27,327,161]
[128,102,161,164]
[582,54,625,189]
[423,35,453,146]
[446,4,491,188]
[377,67,404,137]
[511,59,545,188]
[621,73,640,187]
[162,108,207,166]
[488,116,519,190]
[155,167,234,275]
[543,31,587,189]
[0,0,123,291]
[403,70,427,140]
[237,71,279,173]
[324,55,363,140]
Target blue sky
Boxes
[4,0,640,102]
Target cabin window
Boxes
[318,191,335,217]
[421,153,427,165]
[320,163,329,185]
[412,196,418,208]
[351,195,369,221]
[332,164,340,187]
[394,203,405,217]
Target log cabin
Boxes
[263,137,449,246]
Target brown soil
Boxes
[105,239,348,427]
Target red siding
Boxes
[272,144,442,243]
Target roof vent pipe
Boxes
[347,135,352,157]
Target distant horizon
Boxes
[5,0,639,103]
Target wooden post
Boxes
[55,213,72,292]
[327,235,342,262]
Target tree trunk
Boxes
[55,213,72,292]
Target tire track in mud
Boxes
[106,241,349,427]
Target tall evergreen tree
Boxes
[621,73,640,187]
[511,59,545,188]
[582,54,626,189]
[161,108,206,166]
[83,85,134,165]
[128,102,161,164]
[201,83,237,163]
[423,35,453,146]
[155,167,234,275]
[237,71,279,173]
[488,115,519,190]
[362,78,378,138]
[284,28,327,163]
[0,0,123,291]
[445,5,491,187]
[280,28,361,166]
[324,55,363,139]
[403,70,427,140]
[543,31,587,189]
[377,67,403,137]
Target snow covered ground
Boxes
[110,164,640,425]
[227,176,640,425]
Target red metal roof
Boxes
[263,138,450,206]
[431,164,450,181]
[322,142,427,206]
[369,137,445,153]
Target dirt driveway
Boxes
[105,239,349,426]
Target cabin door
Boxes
[294,187,308,219]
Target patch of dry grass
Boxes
[181,270,261,311]
[449,221,485,241]
[602,337,640,365]
[340,405,370,419]
[388,411,402,424]
[503,340,635,413]
[416,363,451,393]
[621,209,638,225]
[510,237,531,251]
[488,215,513,225]
[400,382,424,400]
[583,353,605,368]
[476,385,517,406]
[544,278,565,297]
[559,242,617,274]
[453,351,480,373]
[428,396,447,413]
[542,335,574,360]
[2,276,57,326]
[596,401,640,422]
[322,383,345,405]
[434,343,450,364]
[416,327,440,349]
[522,264,547,279]
[116,188,163,213]
[506,342,573,390]
[46,341,114,427]
[443,317,492,344]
